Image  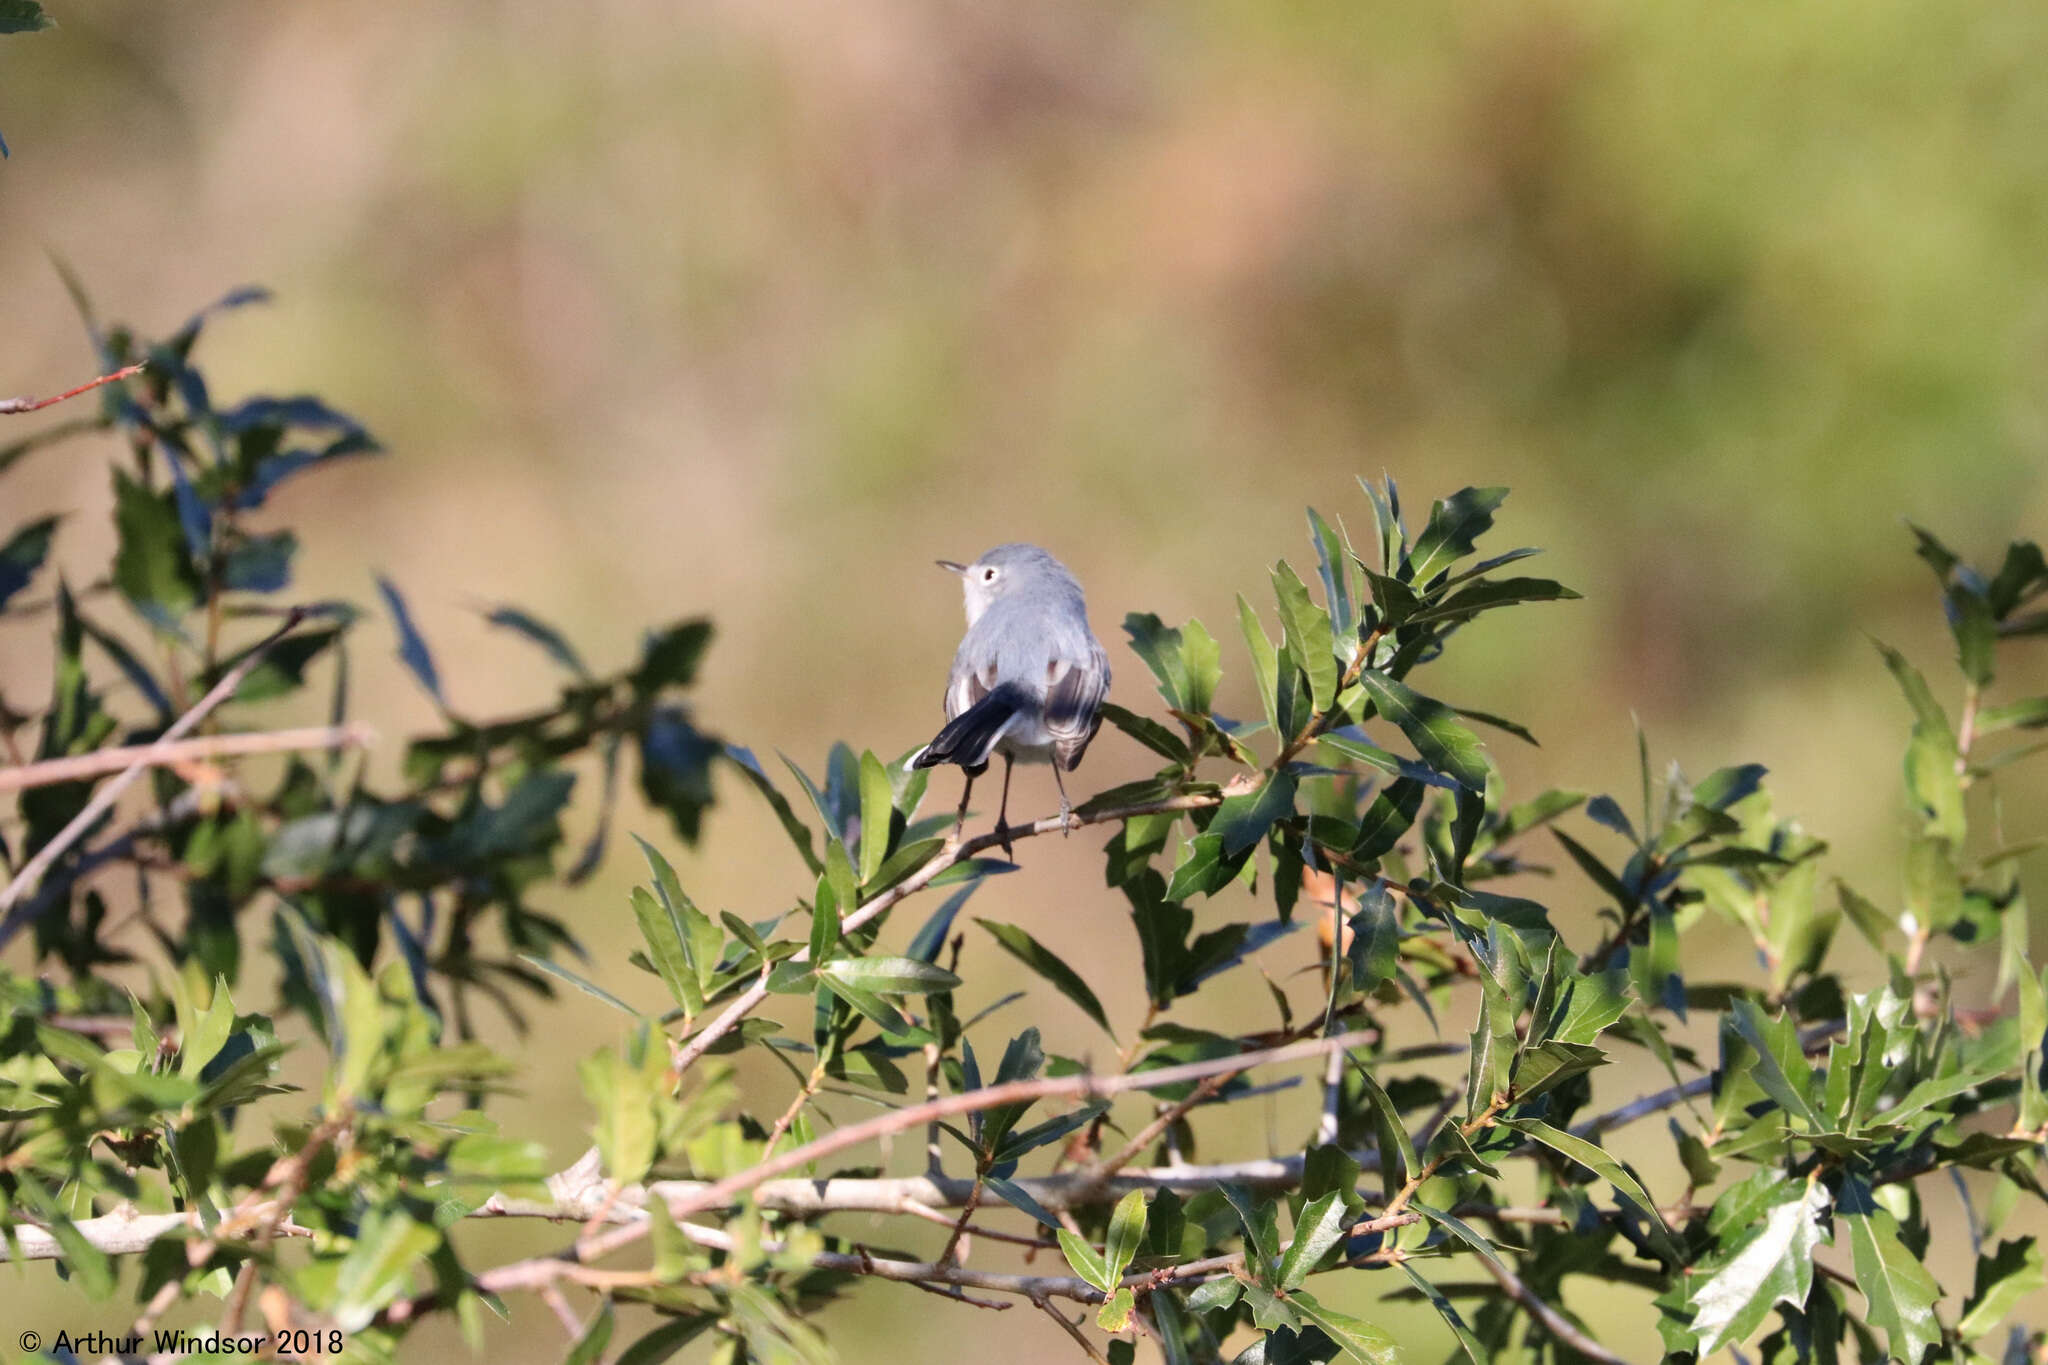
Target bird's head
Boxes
[936,543,1069,625]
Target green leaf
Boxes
[1874,639,1951,735]
[1219,1184,1281,1287]
[0,514,58,610]
[1098,700,1193,764]
[1057,1228,1113,1293]
[331,1208,441,1332]
[519,953,643,1019]
[1407,486,1508,585]
[1287,1291,1402,1364]
[991,1101,1109,1166]
[1687,1175,1829,1354]
[1096,1287,1136,1333]
[808,886,841,967]
[633,886,703,1014]
[818,955,961,995]
[1508,1119,1677,1257]
[1356,671,1488,790]
[1105,1190,1149,1280]
[1841,1177,1942,1365]
[1406,576,1580,627]
[1181,618,1223,715]
[1277,1192,1346,1290]
[616,1316,715,1365]
[1352,778,1425,860]
[1398,1263,1485,1363]
[633,618,714,695]
[1239,593,1282,741]
[377,575,445,708]
[1273,560,1338,712]
[0,2,54,36]
[724,745,823,874]
[1728,1000,1826,1130]
[1958,1237,2045,1340]
[178,976,236,1080]
[1837,880,1896,950]
[1214,772,1299,858]
[112,467,201,622]
[1903,832,1964,938]
[1308,507,1359,649]
[482,604,589,678]
[565,1300,616,1365]
[1344,879,1400,994]
[1125,612,1192,710]
[977,919,1114,1038]
[857,749,895,885]
[1978,696,2048,733]
[580,1043,660,1184]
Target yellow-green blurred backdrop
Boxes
[4,0,2047,1360]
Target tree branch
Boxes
[670,792,1226,1073]
[0,361,144,416]
[0,724,374,793]
[0,607,311,930]
[0,1202,311,1262]
[581,1032,1379,1263]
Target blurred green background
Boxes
[4,0,2047,1359]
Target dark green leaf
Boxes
[112,467,201,622]
[377,576,444,708]
[977,919,1114,1038]
[0,514,58,610]
[1356,671,1488,790]
[483,605,589,678]
[1273,561,1338,712]
[1098,701,1192,764]
[1406,576,1579,627]
[0,2,54,35]
[1687,1175,1828,1354]
[1277,1192,1346,1290]
[1958,1237,2045,1340]
[1840,1177,1942,1364]
[1407,487,1507,585]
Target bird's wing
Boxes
[1044,636,1110,771]
[945,644,996,720]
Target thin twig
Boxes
[670,793,1227,1073]
[0,724,374,793]
[0,361,144,415]
[1467,1244,1629,1365]
[1032,1295,1111,1364]
[0,607,310,928]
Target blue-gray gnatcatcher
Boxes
[911,544,1111,849]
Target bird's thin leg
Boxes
[1052,763,1073,836]
[951,770,976,846]
[996,755,1016,857]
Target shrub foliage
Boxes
[2,291,2046,1364]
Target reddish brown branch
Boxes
[0,362,145,415]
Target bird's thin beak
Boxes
[935,560,967,574]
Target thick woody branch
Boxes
[0,1202,310,1262]
[0,724,374,793]
[585,1032,1376,1261]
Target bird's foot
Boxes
[1058,798,1073,837]
[996,821,1015,859]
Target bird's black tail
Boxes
[912,682,1031,771]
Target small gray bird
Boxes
[912,544,1111,849]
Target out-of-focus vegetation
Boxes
[1,1,2046,1361]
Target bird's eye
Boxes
[981,567,998,583]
